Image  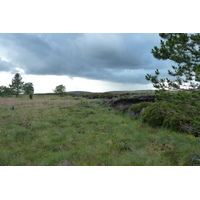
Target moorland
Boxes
[0,91,199,166]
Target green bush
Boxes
[141,102,170,127]
[141,100,200,136]
[141,101,186,129]
[129,102,152,118]
[29,93,33,99]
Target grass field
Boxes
[0,94,199,166]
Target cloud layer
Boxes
[0,33,171,84]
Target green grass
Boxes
[0,95,199,166]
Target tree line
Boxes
[0,73,34,99]
[0,73,67,98]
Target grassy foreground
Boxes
[0,95,199,166]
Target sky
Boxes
[0,33,173,93]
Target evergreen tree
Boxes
[146,33,200,90]
[9,73,24,98]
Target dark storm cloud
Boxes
[0,33,171,84]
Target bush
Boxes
[29,94,33,99]
[141,102,170,127]
[141,100,200,136]
[129,102,152,118]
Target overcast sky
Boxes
[0,33,172,93]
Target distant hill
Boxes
[105,90,154,93]
[67,91,92,93]
[35,90,154,95]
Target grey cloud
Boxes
[0,57,14,72]
[0,33,172,84]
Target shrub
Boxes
[141,100,200,136]
[163,112,191,132]
[129,102,152,118]
[29,93,33,99]
[141,102,170,127]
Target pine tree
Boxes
[146,33,200,90]
[9,73,24,98]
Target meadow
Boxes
[0,94,199,166]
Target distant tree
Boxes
[53,84,66,95]
[0,86,14,97]
[145,33,200,90]
[23,82,34,95]
[9,73,24,98]
[23,82,34,99]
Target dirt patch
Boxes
[103,96,155,112]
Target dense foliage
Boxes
[146,33,200,90]
[140,90,200,137]
[129,102,152,119]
